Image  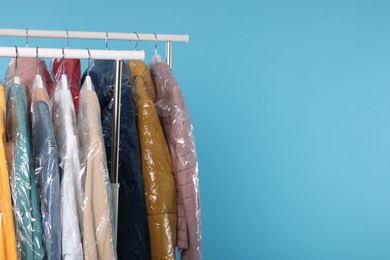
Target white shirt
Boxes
[53,75,83,260]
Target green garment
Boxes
[6,83,45,260]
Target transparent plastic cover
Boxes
[0,84,17,260]
[78,76,116,259]
[82,60,150,259]
[52,74,83,259]
[52,59,81,113]
[150,55,201,260]
[5,82,45,259]
[128,60,177,260]
[5,58,55,98]
[30,75,62,259]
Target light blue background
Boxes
[2,0,390,259]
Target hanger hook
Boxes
[25,29,29,48]
[105,32,109,50]
[36,47,39,75]
[133,32,139,50]
[14,46,19,77]
[62,48,65,75]
[66,30,69,49]
[154,33,158,55]
[86,48,91,76]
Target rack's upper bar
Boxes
[0,28,189,43]
[0,47,145,60]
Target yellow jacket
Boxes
[0,84,17,260]
[128,61,177,260]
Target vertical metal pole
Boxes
[166,41,172,68]
[111,59,122,184]
[110,59,122,251]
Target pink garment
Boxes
[150,57,201,260]
[5,58,55,97]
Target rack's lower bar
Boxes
[0,47,145,60]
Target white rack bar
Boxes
[0,28,189,43]
[0,47,145,60]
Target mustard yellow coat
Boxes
[128,61,177,260]
[0,84,17,260]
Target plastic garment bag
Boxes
[52,59,81,113]
[0,84,17,260]
[30,75,62,260]
[5,83,44,260]
[82,60,150,259]
[150,55,201,260]
[78,75,116,260]
[52,75,83,260]
[5,58,55,97]
[128,60,177,260]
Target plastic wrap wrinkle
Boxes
[128,60,177,260]
[150,56,202,260]
[30,75,62,260]
[6,83,45,259]
[52,74,83,259]
[0,84,18,260]
[82,60,151,260]
[78,76,116,260]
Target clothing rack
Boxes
[0,28,189,250]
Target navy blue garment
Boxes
[82,60,151,260]
[30,88,62,260]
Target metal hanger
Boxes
[13,46,20,84]
[36,47,40,75]
[61,48,65,75]
[133,32,139,50]
[154,33,158,55]
[105,31,109,50]
[87,48,91,77]
[25,29,28,47]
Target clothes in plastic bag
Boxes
[30,75,62,260]
[78,75,116,259]
[128,60,177,260]
[150,55,201,260]
[82,60,150,259]
[52,59,81,113]
[52,75,83,259]
[0,84,17,260]
[5,82,45,260]
[5,58,55,97]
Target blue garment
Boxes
[30,86,62,260]
[82,60,150,260]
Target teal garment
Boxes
[6,83,45,260]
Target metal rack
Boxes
[0,28,189,249]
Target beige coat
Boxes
[78,82,116,260]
